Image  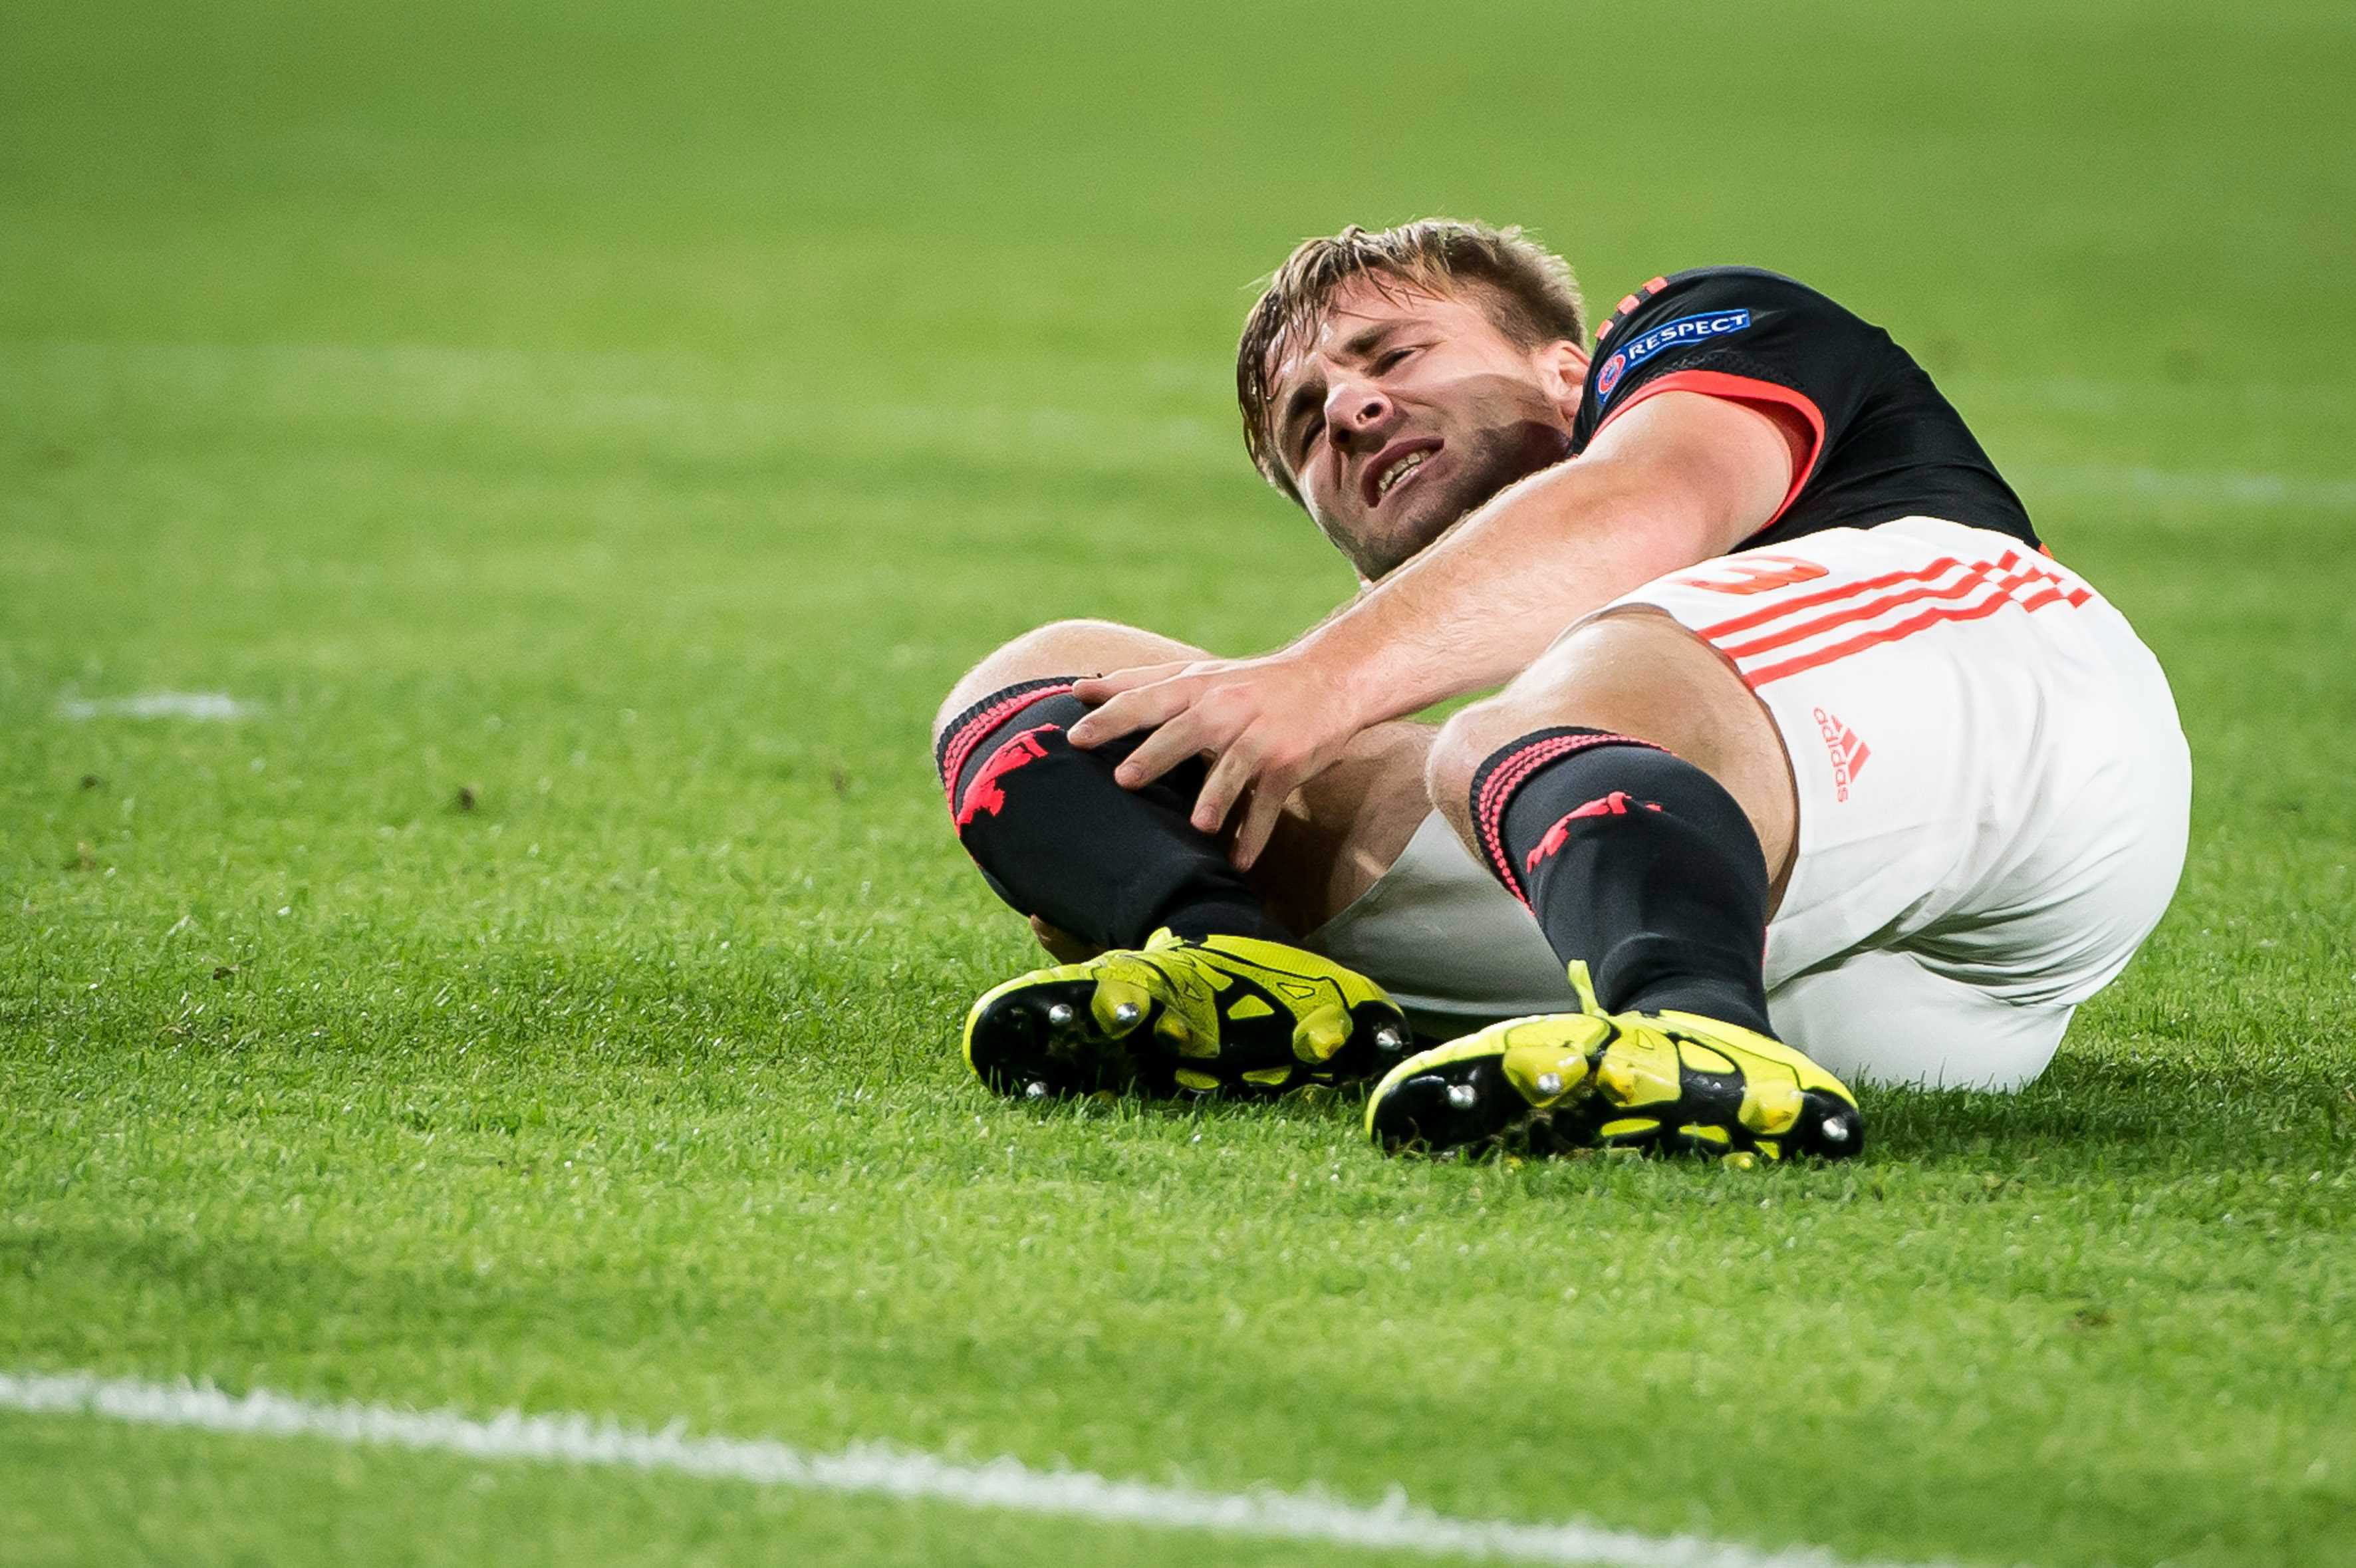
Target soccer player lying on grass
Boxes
[932,220,2190,1162]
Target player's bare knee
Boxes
[1464,612,1797,878]
[1424,626,1741,837]
[1426,701,1516,832]
[934,619,1203,744]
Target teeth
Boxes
[1375,449,1428,499]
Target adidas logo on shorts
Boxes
[1813,708,1870,802]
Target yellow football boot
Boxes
[1365,963,1863,1162]
[964,928,1413,1100]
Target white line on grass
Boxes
[2016,461,2356,512]
[0,1369,1963,1568]
[56,692,253,720]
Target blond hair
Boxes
[1236,219,1585,500]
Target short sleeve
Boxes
[1577,269,1885,523]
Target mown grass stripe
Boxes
[0,1370,1962,1568]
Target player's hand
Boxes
[1067,652,1364,870]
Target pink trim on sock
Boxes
[939,682,1078,814]
[1474,731,1660,906]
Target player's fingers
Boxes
[1191,742,1263,837]
[1230,780,1291,872]
[1069,679,1192,748]
[1111,712,1210,789]
[1072,663,1192,708]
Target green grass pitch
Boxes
[4,0,2354,1563]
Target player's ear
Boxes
[1535,338,1591,408]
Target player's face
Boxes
[1265,277,1589,581]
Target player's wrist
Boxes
[1284,633,1402,734]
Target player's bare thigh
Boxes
[1425,608,1799,900]
[936,618,1432,949]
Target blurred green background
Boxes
[5,3,2353,1565]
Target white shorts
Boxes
[1308,518,2191,1091]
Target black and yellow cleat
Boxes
[1365,964,1863,1163]
[964,928,1413,1100]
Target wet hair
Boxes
[1236,219,1585,501]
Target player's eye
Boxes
[1293,415,1325,460]
[1374,346,1419,373]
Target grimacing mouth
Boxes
[1361,437,1444,510]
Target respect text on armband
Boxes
[1597,309,1753,404]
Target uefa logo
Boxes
[1597,350,1627,401]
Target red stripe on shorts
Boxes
[1718,555,2020,660]
[1697,557,1973,641]
[1740,576,2087,688]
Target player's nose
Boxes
[1323,378,1396,450]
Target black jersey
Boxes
[1571,267,2037,550]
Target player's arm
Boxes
[1070,389,1807,865]
[1297,389,1801,718]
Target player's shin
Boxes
[1470,726,1773,1031]
[1365,725,1861,1160]
[940,678,1409,1099]
[936,676,1287,951]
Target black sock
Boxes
[1467,726,1774,1033]
[935,676,1289,950]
